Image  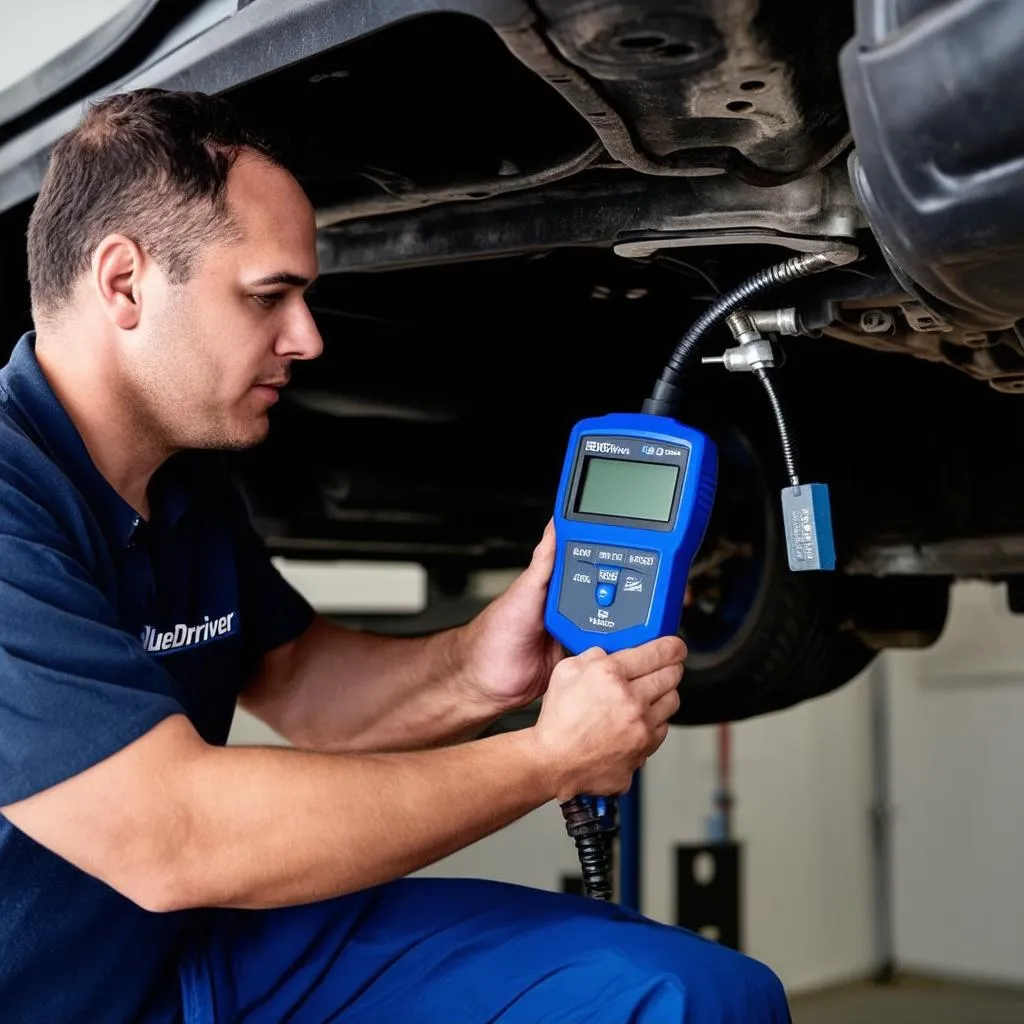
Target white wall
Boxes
[0,0,134,92]
[717,675,876,991]
[887,580,1024,985]
[230,559,878,997]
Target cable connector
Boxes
[748,308,805,337]
[701,338,777,373]
[701,310,786,373]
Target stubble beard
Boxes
[132,296,269,453]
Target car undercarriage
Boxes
[3,0,1024,721]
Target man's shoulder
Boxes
[0,408,87,547]
[0,409,62,495]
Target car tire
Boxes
[674,423,877,725]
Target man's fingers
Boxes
[648,687,681,725]
[635,663,684,705]
[646,723,670,758]
[610,635,687,680]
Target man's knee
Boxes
[667,950,788,1023]
[722,954,790,1021]
[585,943,790,1023]
[631,923,791,1022]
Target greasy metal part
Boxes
[768,249,856,270]
[503,0,853,183]
[858,309,894,334]
[823,321,947,364]
[613,162,863,259]
[724,311,761,347]
[704,312,780,372]
[616,234,860,260]
[315,141,604,229]
[702,339,776,372]
[846,535,1024,577]
[749,308,801,336]
[900,301,951,334]
[494,16,710,180]
[317,166,863,273]
[0,0,857,222]
[824,306,1024,393]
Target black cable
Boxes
[754,368,799,486]
[559,249,852,903]
[642,251,852,418]
[561,798,613,901]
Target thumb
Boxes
[525,518,556,589]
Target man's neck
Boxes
[34,331,169,519]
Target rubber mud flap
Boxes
[839,0,1024,332]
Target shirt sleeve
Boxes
[0,513,184,808]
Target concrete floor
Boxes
[791,976,1024,1024]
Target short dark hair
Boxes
[27,87,278,320]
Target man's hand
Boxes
[531,635,686,802]
[456,520,565,712]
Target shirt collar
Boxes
[0,332,193,547]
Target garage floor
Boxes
[790,976,1024,1024]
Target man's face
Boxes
[126,152,323,451]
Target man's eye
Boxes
[252,293,284,308]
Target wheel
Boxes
[674,424,878,725]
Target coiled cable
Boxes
[561,797,613,901]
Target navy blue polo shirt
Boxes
[0,333,315,1023]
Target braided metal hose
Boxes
[754,368,799,486]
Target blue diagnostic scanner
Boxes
[544,412,718,655]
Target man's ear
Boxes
[91,234,145,330]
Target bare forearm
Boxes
[5,635,683,918]
[164,727,553,911]
[242,618,502,752]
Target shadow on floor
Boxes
[790,975,1024,1024]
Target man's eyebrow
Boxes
[248,272,316,289]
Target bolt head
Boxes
[859,309,894,334]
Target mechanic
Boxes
[0,88,791,1023]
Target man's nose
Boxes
[278,301,324,361]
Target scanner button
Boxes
[621,574,645,594]
[595,583,617,607]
